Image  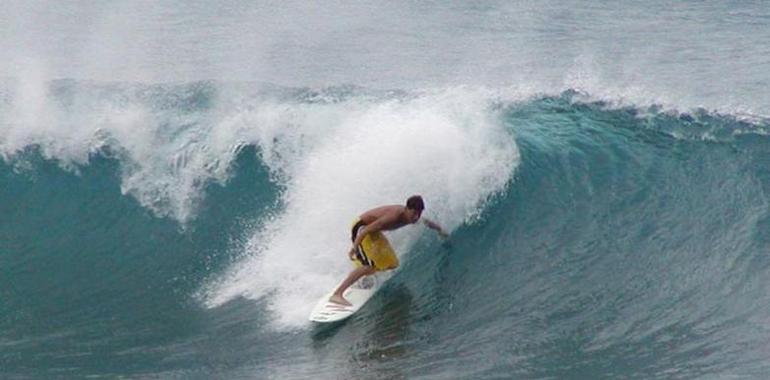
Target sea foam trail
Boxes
[201,88,520,328]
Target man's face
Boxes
[407,208,422,223]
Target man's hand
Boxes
[348,246,357,261]
[423,218,449,239]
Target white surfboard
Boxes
[309,275,383,323]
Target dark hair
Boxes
[406,195,425,211]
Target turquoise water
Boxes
[2,2,770,379]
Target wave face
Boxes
[2,84,770,379]
[3,1,770,379]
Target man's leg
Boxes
[329,265,376,306]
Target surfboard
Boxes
[309,275,381,323]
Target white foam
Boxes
[201,87,520,329]
[0,79,520,328]
[1,78,244,222]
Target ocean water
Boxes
[2,2,770,379]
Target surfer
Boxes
[329,195,448,306]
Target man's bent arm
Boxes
[351,214,393,250]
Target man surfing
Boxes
[329,195,448,306]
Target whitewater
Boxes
[2,1,770,379]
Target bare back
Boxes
[359,205,413,231]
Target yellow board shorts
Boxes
[351,219,399,271]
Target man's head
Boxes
[405,195,424,223]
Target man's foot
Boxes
[358,276,375,289]
[328,294,352,306]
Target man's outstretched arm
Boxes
[422,217,449,238]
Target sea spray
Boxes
[202,88,520,328]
